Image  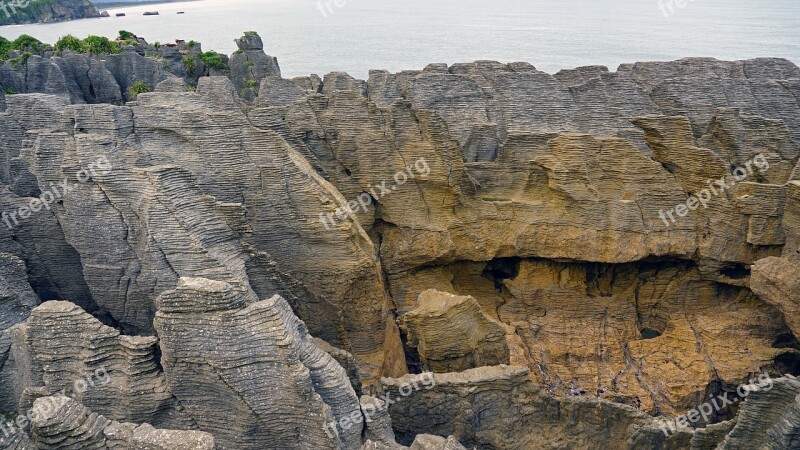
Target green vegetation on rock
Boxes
[128,80,151,99]
[183,55,196,76]
[200,51,227,70]
[118,30,136,41]
[54,35,83,53]
[11,35,44,53]
[81,35,122,55]
[10,52,31,68]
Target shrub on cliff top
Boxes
[55,35,84,53]
[118,30,136,40]
[11,35,44,53]
[0,37,11,61]
[200,51,227,70]
[81,35,122,55]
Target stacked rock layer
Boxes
[0,32,799,449]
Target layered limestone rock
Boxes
[382,367,800,450]
[400,290,510,373]
[153,277,363,449]
[28,396,213,450]
[0,94,95,312]
[0,33,242,104]
[7,76,405,381]
[361,435,466,450]
[389,259,787,415]
[382,366,662,449]
[0,253,38,413]
[716,376,800,449]
[229,31,281,101]
[9,301,189,429]
[751,256,800,336]
[358,394,466,450]
[0,40,799,448]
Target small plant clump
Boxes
[183,55,196,76]
[118,30,136,40]
[3,87,14,95]
[9,52,31,68]
[128,80,151,99]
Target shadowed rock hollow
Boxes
[1,31,800,449]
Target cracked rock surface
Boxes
[0,31,800,449]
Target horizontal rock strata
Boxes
[9,301,189,429]
[28,396,213,450]
[0,32,798,448]
[153,277,362,449]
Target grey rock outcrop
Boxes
[0,253,38,413]
[715,376,800,449]
[229,32,281,101]
[8,79,405,379]
[153,277,362,449]
[0,95,104,316]
[0,35,228,105]
[382,366,660,449]
[28,396,213,450]
[10,301,189,429]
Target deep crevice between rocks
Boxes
[774,352,800,376]
[480,257,521,293]
[720,263,750,279]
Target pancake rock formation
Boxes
[0,31,799,449]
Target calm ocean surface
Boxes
[0,0,798,79]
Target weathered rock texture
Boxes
[0,34,237,105]
[0,32,799,448]
[751,256,800,336]
[10,301,190,429]
[229,31,281,101]
[382,367,800,450]
[153,277,363,449]
[0,253,38,413]
[400,289,510,373]
[28,396,213,450]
